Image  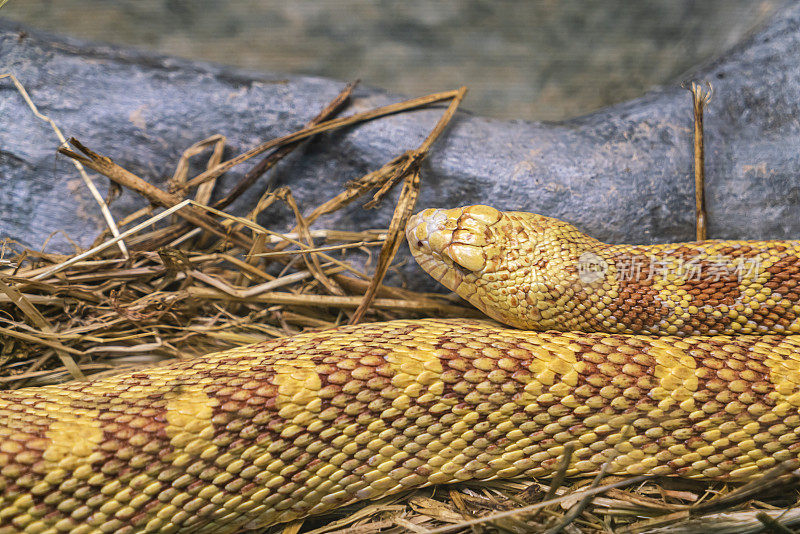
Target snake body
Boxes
[2,205,800,533]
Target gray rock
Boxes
[0,0,785,120]
[1,5,799,291]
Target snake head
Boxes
[407,205,599,329]
[406,205,501,286]
[406,205,508,317]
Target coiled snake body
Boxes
[3,205,800,533]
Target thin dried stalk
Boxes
[57,139,252,250]
[185,287,475,315]
[212,81,357,211]
[169,134,227,206]
[543,443,578,504]
[179,88,464,192]
[30,200,194,281]
[350,86,468,324]
[350,168,421,324]
[254,240,384,258]
[276,188,344,296]
[303,154,407,227]
[755,511,794,534]
[690,81,712,241]
[543,425,635,534]
[0,325,83,356]
[1,73,128,257]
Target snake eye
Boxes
[446,243,486,272]
[463,205,502,225]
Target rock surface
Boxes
[0,0,784,120]
[1,6,800,290]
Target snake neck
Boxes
[462,211,609,330]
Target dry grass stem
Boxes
[1,73,128,257]
[350,86,468,324]
[213,82,357,211]
[179,88,464,193]
[689,81,712,241]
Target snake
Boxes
[2,205,800,533]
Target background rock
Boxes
[1,4,799,290]
[0,0,784,121]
